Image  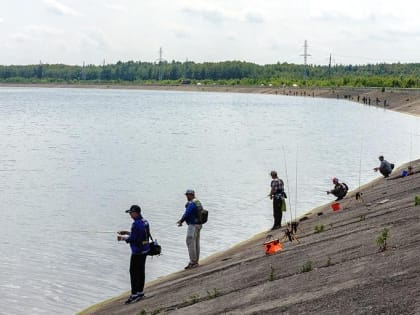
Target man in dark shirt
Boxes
[117,205,150,304]
[269,170,286,230]
[327,177,348,201]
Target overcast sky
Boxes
[1,0,419,66]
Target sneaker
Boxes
[124,293,144,304]
[124,294,138,304]
[184,262,195,269]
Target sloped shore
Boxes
[79,160,420,315]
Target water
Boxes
[0,87,419,314]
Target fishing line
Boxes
[282,145,293,224]
[294,145,298,222]
[62,230,116,234]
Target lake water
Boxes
[0,87,419,314]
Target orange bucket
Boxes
[264,239,282,255]
[331,202,340,211]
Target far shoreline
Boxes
[1,82,420,117]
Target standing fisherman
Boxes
[269,170,287,230]
[117,205,150,304]
[177,189,203,270]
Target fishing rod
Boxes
[62,230,117,234]
[282,145,293,224]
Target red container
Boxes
[331,202,341,211]
[264,239,282,255]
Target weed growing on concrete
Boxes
[268,264,275,281]
[326,257,332,267]
[301,261,313,273]
[415,195,420,206]
[376,228,389,252]
[206,288,221,299]
[360,214,366,221]
[314,224,324,233]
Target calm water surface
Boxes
[0,87,419,314]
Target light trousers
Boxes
[186,224,202,264]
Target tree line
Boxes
[0,60,419,88]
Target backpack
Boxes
[193,199,208,224]
[390,163,395,170]
[341,183,349,192]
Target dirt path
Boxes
[80,160,420,315]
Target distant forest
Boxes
[1,61,420,88]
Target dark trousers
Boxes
[380,169,391,178]
[129,254,147,295]
[273,198,283,228]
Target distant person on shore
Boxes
[269,170,287,230]
[117,205,150,304]
[327,177,349,201]
[177,189,203,270]
[374,156,394,178]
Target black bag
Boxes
[390,163,395,170]
[199,209,208,224]
[193,199,208,224]
[148,240,161,256]
[147,231,161,256]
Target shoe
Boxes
[270,226,280,231]
[184,262,199,269]
[184,262,193,270]
[124,293,144,304]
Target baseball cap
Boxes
[125,205,141,213]
[185,189,195,195]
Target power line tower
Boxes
[328,53,332,77]
[81,61,86,80]
[155,47,166,81]
[300,40,311,78]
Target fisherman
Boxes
[269,170,286,230]
[117,205,150,304]
[177,189,202,270]
[374,155,394,178]
[327,177,348,201]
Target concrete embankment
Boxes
[79,160,420,315]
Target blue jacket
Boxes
[181,200,200,225]
[125,217,150,255]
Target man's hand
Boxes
[117,234,128,241]
[118,230,129,235]
[177,220,182,227]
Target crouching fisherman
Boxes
[117,205,150,304]
[327,177,348,201]
[374,155,394,178]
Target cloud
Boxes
[245,12,265,24]
[25,25,64,36]
[10,32,31,43]
[43,0,80,16]
[0,17,3,23]
[80,27,112,50]
[182,7,227,24]
[105,2,128,13]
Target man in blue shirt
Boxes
[117,205,150,304]
[374,155,394,178]
[177,189,202,270]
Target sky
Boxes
[1,0,420,66]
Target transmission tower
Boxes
[300,40,311,78]
[155,47,166,81]
[300,40,311,65]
